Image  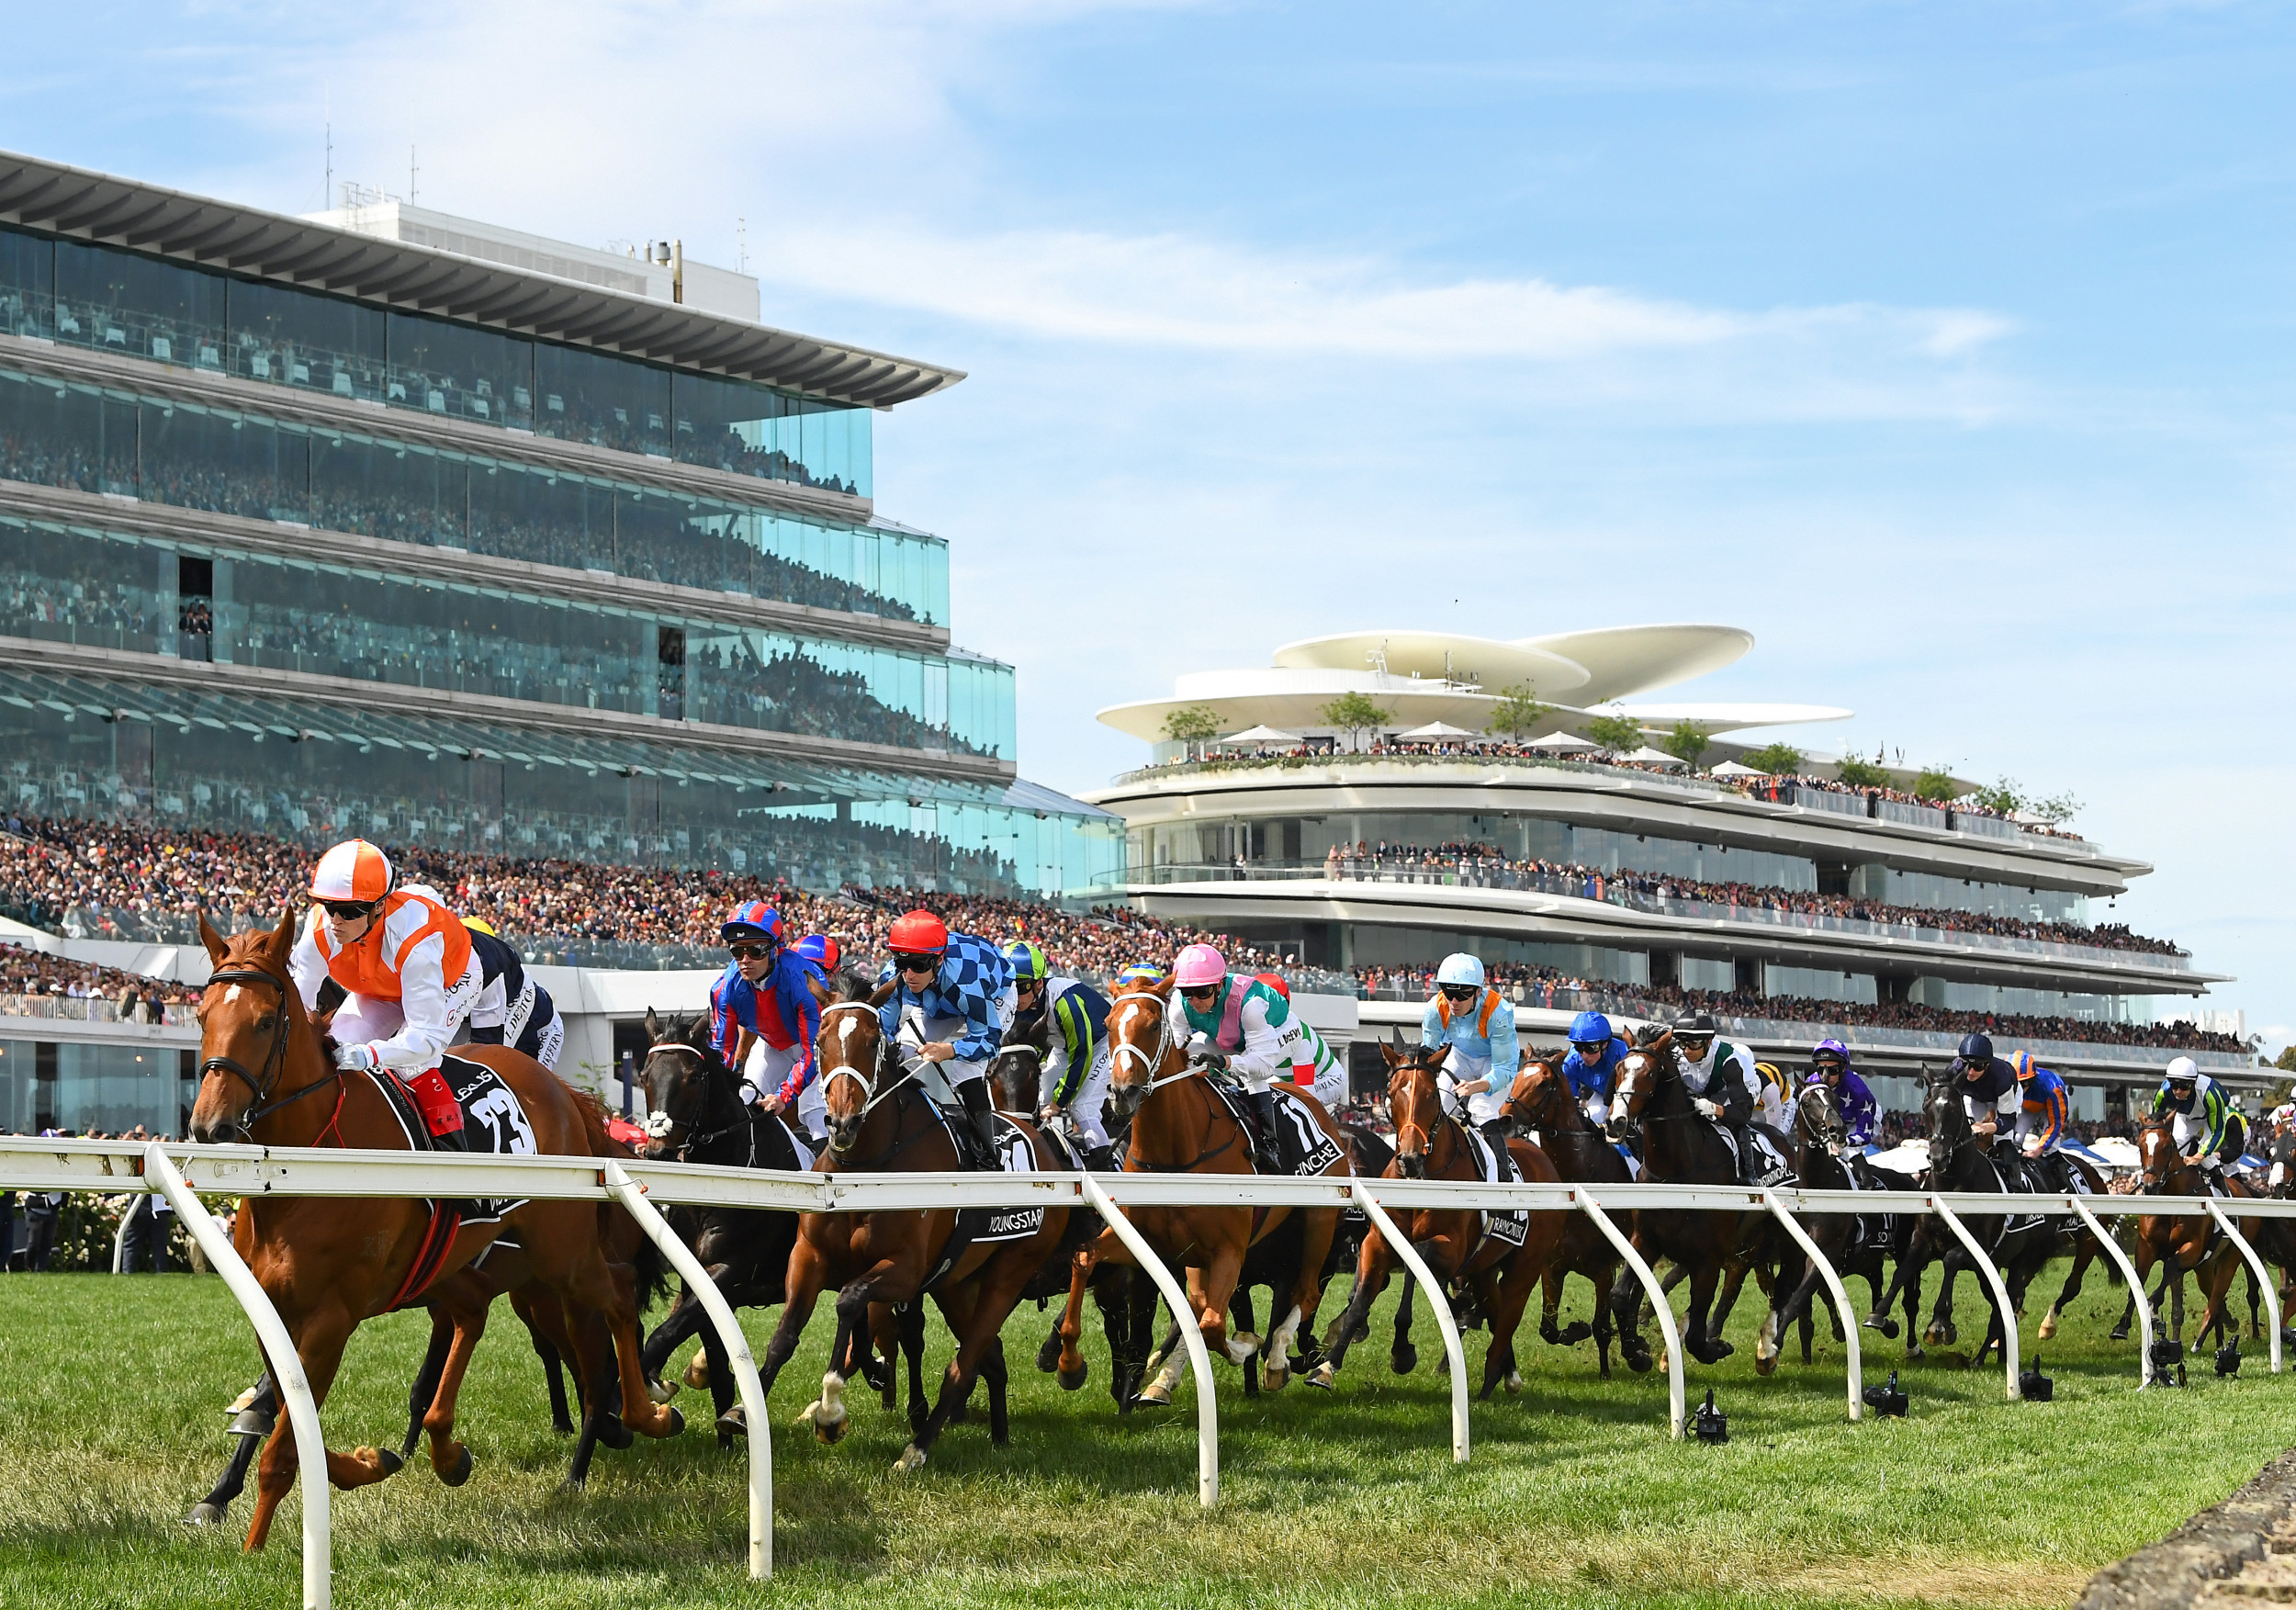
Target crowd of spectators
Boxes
[0,939,193,1014]
[1321,839,2180,955]
[1619,982,2250,1055]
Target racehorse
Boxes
[1312,1041,1562,1398]
[2127,1111,2255,1349]
[1603,1047,1766,1368]
[1754,1080,1864,1373]
[631,1009,810,1440]
[752,973,1078,1470]
[1916,1068,2110,1366]
[1053,975,1349,1398]
[1498,1053,1626,1375]
[187,910,681,1551]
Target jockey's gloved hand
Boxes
[1693,1098,1720,1120]
[334,1041,382,1073]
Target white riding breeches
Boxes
[1040,1043,1114,1150]
[906,985,1018,1103]
[1440,1047,1506,1127]
[744,1041,824,1133]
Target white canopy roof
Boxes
[1218,725,1299,745]
[1525,731,1598,751]
[1708,759,1768,777]
[1395,720,1479,739]
[1624,746,1687,768]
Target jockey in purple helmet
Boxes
[1806,1038,1877,1149]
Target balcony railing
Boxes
[1127,861,2191,973]
[0,993,192,1028]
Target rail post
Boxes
[1573,1188,1684,1439]
[2065,1193,2153,1387]
[1082,1174,1218,1506]
[2206,1199,2283,1375]
[1929,1194,2020,1401]
[602,1161,771,1579]
[1354,1183,1469,1462]
[1762,1190,1862,1422]
[142,1143,332,1610]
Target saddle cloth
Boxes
[1460,1125,1529,1250]
[1204,1079,1344,1177]
[366,1052,538,1226]
[1714,1120,1796,1189]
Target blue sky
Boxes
[5,2,2290,1048]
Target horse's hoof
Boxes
[1057,1359,1088,1392]
[1036,1333,1065,1373]
[376,1447,404,1479]
[1906,1342,1926,1360]
[1391,1345,1419,1375]
[814,1412,850,1447]
[1134,1381,1174,1407]
[598,1414,633,1451]
[1556,1321,1593,1345]
[441,1445,474,1488]
[1625,1352,1653,1375]
[717,1405,748,1438]
[647,1377,679,1405]
[1351,1319,1370,1344]
[2110,1326,2131,1343]
[1753,1352,1777,1378]
[559,1475,586,1495]
[2038,1318,2057,1340]
[684,1347,711,1390]
[1265,1364,1290,1392]
[894,1443,926,1472]
[184,1501,226,1528]
[1304,1363,1334,1390]
[653,1407,685,1439]
[228,1407,275,1439]
[1503,1370,1524,1395]
[225,1384,263,1414]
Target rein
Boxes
[812,999,951,1168]
[644,1039,765,1166]
[200,962,346,1137]
[1107,990,1250,1172]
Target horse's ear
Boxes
[264,907,298,961]
[197,910,230,965]
[644,1008,662,1042]
[867,977,897,1008]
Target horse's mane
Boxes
[825,968,879,1005]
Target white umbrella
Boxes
[1625,746,1686,768]
[1218,725,1300,747]
[1709,759,1767,777]
[1395,720,1478,740]
[1525,731,1597,751]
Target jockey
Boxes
[880,909,1015,1171]
[1007,940,1115,1152]
[1806,1039,1877,1150]
[2008,1051,2079,1192]
[1420,952,1519,1155]
[791,933,841,992]
[1255,973,1348,1110]
[1671,1010,1767,1186]
[1170,942,1291,1175]
[1560,1009,1632,1127]
[1953,1032,2022,1165]
[708,903,825,1135]
[459,918,564,1072]
[1750,1059,1791,1132]
[2154,1055,2243,1180]
[288,839,482,1151]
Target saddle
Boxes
[1207,1079,1344,1177]
[917,1113,1084,1292]
[1460,1125,1529,1253]
[1711,1117,1795,1189]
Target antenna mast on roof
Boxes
[323,83,332,208]
[410,141,418,205]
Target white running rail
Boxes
[5,1137,2291,1607]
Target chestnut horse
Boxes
[752,974,1076,1470]
[1054,976,1348,1398]
[2130,1112,2254,1348]
[1500,1053,1627,1375]
[186,910,681,1552]
[1313,1041,1563,1398]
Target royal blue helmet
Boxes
[1569,1010,1613,1046]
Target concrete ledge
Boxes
[2078,1448,2296,1609]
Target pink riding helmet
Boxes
[1172,943,1228,989]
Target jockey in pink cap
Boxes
[1170,942,1302,1174]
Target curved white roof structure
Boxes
[1099,624,1842,747]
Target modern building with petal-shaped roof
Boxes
[1089,626,2248,1111]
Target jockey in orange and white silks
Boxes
[287,839,481,1148]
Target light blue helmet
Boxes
[1569,1010,1613,1046]
[1435,952,1485,989]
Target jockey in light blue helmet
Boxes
[1421,952,1518,1151]
[1560,1008,1632,1124]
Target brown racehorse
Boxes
[1312,1041,1563,1398]
[1500,1053,1627,1375]
[2132,1113,2254,1348]
[752,974,1077,1470]
[186,910,681,1552]
[1054,975,1348,1397]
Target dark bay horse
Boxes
[1313,1042,1563,1399]
[1755,1080,1863,1373]
[632,1009,809,1440]
[1054,976,1348,1397]
[1603,1047,1765,1368]
[1917,1069,2110,1366]
[753,974,1077,1470]
[187,910,681,1552]
[1500,1053,1626,1375]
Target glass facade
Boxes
[0,365,945,624]
[0,518,1007,759]
[0,1038,194,1135]
[4,222,872,496]
[0,670,1121,898]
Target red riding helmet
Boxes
[887,909,950,956]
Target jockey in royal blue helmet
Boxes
[707,902,824,1132]
[1559,1009,1632,1126]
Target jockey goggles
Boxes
[892,951,940,975]
[726,940,777,962]
[318,898,378,922]
[1178,981,1220,1000]
[1438,982,1480,1002]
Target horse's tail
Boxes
[567,1083,675,1312]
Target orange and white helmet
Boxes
[310,839,393,905]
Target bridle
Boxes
[1389,1053,1458,1175]
[643,1037,762,1165]
[1797,1081,1844,1149]
[199,961,340,1134]
[817,999,925,1121]
[2136,1119,2194,1199]
[1107,989,1201,1098]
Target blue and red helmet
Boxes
[792,934,839,976]
[721,902,784,947]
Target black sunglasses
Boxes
[727,942,775,962]
[320,900,376,921]
[1439,984,1480,999]
[894,951,940,974]
[1179,983,1219,997]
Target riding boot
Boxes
[1728,1123,1758,1187]
[1480,1119,1513,1176]
[426,1119,468,1154]
[1244,1088,1283,1175]
[958,1078,999,1171]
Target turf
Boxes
[0,1258,2288,1609]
